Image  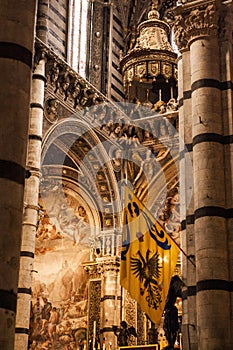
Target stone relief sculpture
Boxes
[45,98,59,123]
[156,187,180,245]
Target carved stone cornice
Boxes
[34,37,129,123]
[173,0,219,51]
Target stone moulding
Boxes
[34,37,129,123]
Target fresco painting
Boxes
[29,192,90,350]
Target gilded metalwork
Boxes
[119,2,177,104]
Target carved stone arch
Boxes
[40,118,121,231]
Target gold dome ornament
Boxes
[120,0,178,108]
[148,2,160,20]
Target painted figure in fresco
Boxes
[29,340,37,349]
[133,150,155,199]
[72,206,89,246]
[32,298,43,321]
[48,307,60,342]
[42,297,52,321]
[77,205,88,222]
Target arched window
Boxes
[67,0,89,77]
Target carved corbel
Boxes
[44,98,59,123]
[47,60,60,87]
[54,69,69,95]
[33,45,47,71]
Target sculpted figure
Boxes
[113,321,137,347]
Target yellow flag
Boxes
[120,185,180,325]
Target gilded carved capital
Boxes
[83,256,120,279]
[173,1,219,51]
[83,262,103,279]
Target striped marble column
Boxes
[100,257,121,350]
[178,46,197,350]
[84,255,121,350]
[36,0,49,44]
[190,26,231,350]
[174,1,232,349]
[177,51,188,344]
[218,2,233,337]
[0,1,37,349]
[14,54,46,350]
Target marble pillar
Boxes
[14,54,46,350]
[84,255,121,350]
[174,1,233,349]
[0,1,37,349]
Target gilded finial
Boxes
[148,0,159,20]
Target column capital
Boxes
[173,0,219,51]
[83,256,120,278]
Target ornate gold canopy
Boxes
[120,1,178,106]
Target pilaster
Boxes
[36,0,49,44]
[84,255,121,350]
[14,52,46,350]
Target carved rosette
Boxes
[173,1,219,51]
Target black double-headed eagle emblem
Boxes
[130,249,162,309]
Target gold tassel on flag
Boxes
[120,185,180,325]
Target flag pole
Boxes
[126,181,196,269]
[168,232,196,268]
[151,202,196,268]
[122,178,196,268]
